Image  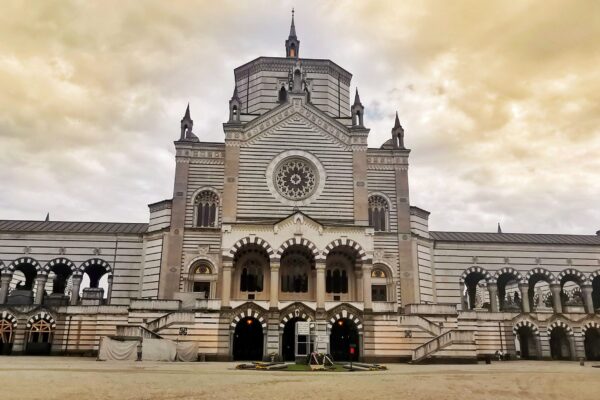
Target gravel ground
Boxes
[1,357,599,400]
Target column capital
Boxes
[518,282,529,289]
[72,274,83,283]
[35,275,48,282]
[0,273,12,281]
[581,283,593,290]
[487,282,498,290]
[315,260,326,270]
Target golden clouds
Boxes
[0,0,598,232]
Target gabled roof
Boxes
[0,220,148,235]
[430,231,600,246]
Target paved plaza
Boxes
[1,357,599,400]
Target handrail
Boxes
[412,329,474,363]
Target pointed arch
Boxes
[582,321,600,335]
[326,304,363,332]
[229,304,268,330]
[26,312,56,330]
[323,238,367,261]
[512,320,539,336]
[0,311,17,329]
[228,236,275,260]
[278,303,315,328]
[523,268,558,285]
[547,320,573,336]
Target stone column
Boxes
[270,263,280,309]
[0,273,12,304]
[581,284,594,314]
[316,260,326,311]
[106,275,114,305]
[362,262,373,311]
[34,275,48,305]
[221,261,233,309]
[70,275,82,306]
[519,283,530,313]
[550,284,563,314]
[487,282,499,312]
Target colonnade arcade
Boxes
[461,266,600,314]
[221,236,375,310]
[0,257,113,306]
[512,319,600,361]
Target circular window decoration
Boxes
[266,150,326,206]
[275,158,317,200]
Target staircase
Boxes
[411,330,475,363]
[116,324,163,339]
[397,315,442,336]
[146,312,195,333]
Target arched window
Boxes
[240,260,263,293]
[190,263,212,298]
[289,44,296,58]
[368,195,389,232]
[326,266,348,294]
[194,190,219,228]
[278,86,287,102]
[371,266,391,302]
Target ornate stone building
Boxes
[1,16,600,362]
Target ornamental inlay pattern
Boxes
[274,158,317,200]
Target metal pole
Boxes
[64,315,72,354]
[498,321,504,357]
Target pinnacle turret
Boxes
[285,9,300,58]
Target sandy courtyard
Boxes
[1,357,599,400]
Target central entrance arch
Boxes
[584,327,600,361]
[330,318,359,362]
[549,327,571,360]
[282,317,304,362]
[232,317,264,361]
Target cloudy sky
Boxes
[1,0,599,234]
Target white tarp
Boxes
[176,341,198,362]
[98,336,139,361]
[142,338,177,361]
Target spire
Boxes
[180,103,194,140]
[394,111,401,129]
[351,88,365,127]
[353,88,362,106]
[285,9,300,58]
[289,8,297,38]
[497,222,503,234]
[228,85,242,123]
[44,212,50,222]
[391,111,405,149]
[183,103,191,120]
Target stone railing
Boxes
[116,324,162,339]
[129,299,181,311]
[404,303,457,315]
[146,312,195,332]
[398,315,442,336]
[372,301,396,313]
[412,330,474,363]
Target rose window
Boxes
[274,158,318,200]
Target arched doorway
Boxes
[549,327,571,360]
[0,316,15,355]
[584,328,600,361]
[330,318,359,362]
[232,317,264,361]
[26,319,54,355]
[282,317,304,362]
[515,326,538,359]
